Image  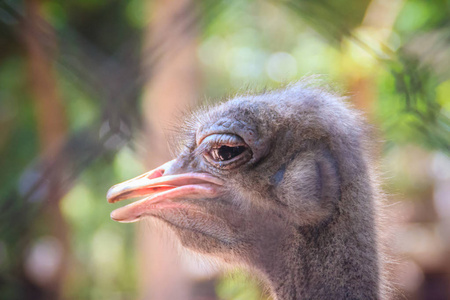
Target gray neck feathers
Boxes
[266,189,380,299]
[265,140,381,299]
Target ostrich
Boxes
[107,82,387,300]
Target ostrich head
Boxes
[107,83,382,299]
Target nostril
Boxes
[153,159,178,177]
[147,169,164,180]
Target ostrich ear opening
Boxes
[271,149,340,225]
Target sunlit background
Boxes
[0,0,449,299]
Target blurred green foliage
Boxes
[0,0,449,299]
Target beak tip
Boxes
[110,210,120,221]
[106,185,120,203]
[110,209,140,223]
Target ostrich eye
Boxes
[199,133,252,169]
[210,145,247,161]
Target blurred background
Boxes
[0,0,449,299]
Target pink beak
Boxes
[107,159,223,223]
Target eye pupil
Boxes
[212,145,246,161]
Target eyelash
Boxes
[194,133,253,169]
[195,134,245,156]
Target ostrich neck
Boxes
[263,212,381,300]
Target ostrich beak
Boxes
[107,159,223,223]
